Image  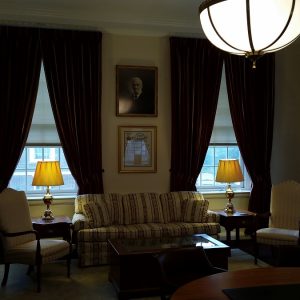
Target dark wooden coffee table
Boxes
[108,234,230,300]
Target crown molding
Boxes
[0,0,205,37]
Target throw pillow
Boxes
[159,192,205,223]
[83,201,111,228]
[181,199,209,223]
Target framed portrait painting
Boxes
[116,65,158,117]
[118,126,157,173]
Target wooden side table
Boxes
[32,216,72,242]
[214,209,256,244]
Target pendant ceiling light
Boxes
[199,0,300,68]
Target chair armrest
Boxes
[0,230,41,262]
[255,212,271,219]
[0,229,40,240]
[253,211,271,231]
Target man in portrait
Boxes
[118,76,155,115]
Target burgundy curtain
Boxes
[0,26,41,192]
[170,37,223,191]
[40,29,104,195]
[225,54,275,215]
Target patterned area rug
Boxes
[0,248,269,300]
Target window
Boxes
[8,64,77,198]
[196,145,251,191]
[9,146,77,197]
[196,65,251,192]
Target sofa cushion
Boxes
[181,199,209,223]
[160,191,204,223]
[256,227,299,245]
[106,194,124,225]
[77,222,221,243]
[83,202,111,227]
[122,193,164,224]
[78,223,165,242]
[75,193,124,225]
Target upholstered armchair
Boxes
[254,180,300,265]
[0,188,71,292]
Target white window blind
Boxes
[27,64,60,144]
[210,65,236,144]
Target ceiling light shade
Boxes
[199,0,300,67]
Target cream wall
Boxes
[271,41,300,184]
[101,33,171,193]
[29,199,74,218]
[28,192,250,218]
[28,34,300,219]
[30,33,251,217]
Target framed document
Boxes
[118,126,157,173]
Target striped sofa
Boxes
[72,191,220,267]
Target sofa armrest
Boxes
[206,210,220,223]
[72,213,91,231]
[72,213,91,244]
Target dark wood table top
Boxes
[214,209,257,218]
[31,215,71,225]
[171,267,300,300]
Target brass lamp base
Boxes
[224,184,235,214]
[42,209,54,220]
[224,201,235,214]
[42,188,54,220]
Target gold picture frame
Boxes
[118,126,157,173]
[116,65,158,117]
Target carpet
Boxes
[0,248,269,300]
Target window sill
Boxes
[198,189,251,199]
[198,189,251,194]
[27,194,76,201]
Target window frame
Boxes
[9,144,78,199]
[196,143,252,192]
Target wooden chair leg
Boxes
[27,265,34,275]
[1,263,10,286]
[272,245,282,266]
[67,250,71,278]
[254,242,259,265]
[36,264,41,293]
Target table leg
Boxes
[236,228,240,241]
[226,228,231,241]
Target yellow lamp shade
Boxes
[32,161,64,186]
[216,159,244,183]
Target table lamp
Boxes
[216,159,244,214]
[32,161,64,220]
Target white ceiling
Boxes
[0,0,206,37]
